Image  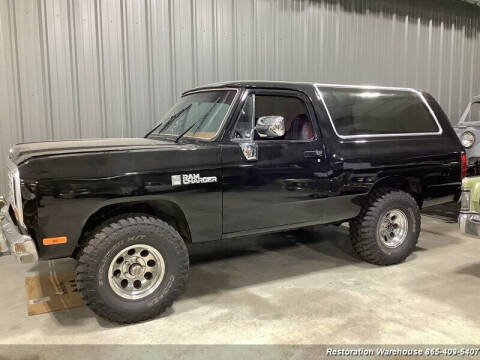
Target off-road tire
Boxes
[349,188,421,265]
[75,215,189,324]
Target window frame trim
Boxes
[314,83,443,140]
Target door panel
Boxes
[222,141,329,233]
[221,89,330,234]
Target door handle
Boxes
[304,150,323,158]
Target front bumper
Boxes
[459,212,480,237]
[0,198,38,263]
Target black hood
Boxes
[10,138,173,164]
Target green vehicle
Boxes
[459,176,480,236]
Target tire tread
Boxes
[75,215,189,324]
[349,188,421,265]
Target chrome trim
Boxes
[250,92,256,140]
[108,244,165,300]
[240,142,258,161]
[0,202,38,263]
[6,158,24,228]
[459,212,480,237]
[313,83,443,139]
[460,130,476,149]
[459,213,467,233]
[378,209,409,248]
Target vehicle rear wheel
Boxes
[75,215,189,324]
[349,188,420,265]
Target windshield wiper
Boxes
[174,97,221,143]
[145,104,192,138]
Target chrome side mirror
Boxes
[255,116,285,138]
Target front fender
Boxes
[31,180,222,260]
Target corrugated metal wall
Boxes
[1,0,480,192]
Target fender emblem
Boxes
[171,174,217,186]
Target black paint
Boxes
[11,82,463,260]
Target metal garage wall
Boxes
[0,0,480,193]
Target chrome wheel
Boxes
[108,244,165,300]
[378,209,408,248]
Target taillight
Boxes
[461,152,467,179]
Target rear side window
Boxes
[318,87,441,137]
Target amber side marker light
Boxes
[43,236,67,246]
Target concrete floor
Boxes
[1,210,480,346]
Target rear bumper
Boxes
[459,212,480,237]
[0,197,38,263]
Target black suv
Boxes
[0,81,464,323]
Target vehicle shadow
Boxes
[456,262,480,278]
[39,224,366,327]
[36,222,428,327]
[421,202,459,224]
[184,225,370,299]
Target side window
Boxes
[232,93,314,141]
[320,87,440,136]
[255,95,314,140]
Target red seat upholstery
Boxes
[286,114,313,140]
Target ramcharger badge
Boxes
[171,174,217,186]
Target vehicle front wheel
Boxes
[349,188,421,265]
[75,215,189,324]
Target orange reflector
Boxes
[42,236,67,246]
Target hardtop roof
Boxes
[183,81,315,94]
[183,81,424,95]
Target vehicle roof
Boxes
[183,81,315,94]
[183,80,423,95]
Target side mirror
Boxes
[255,116,285,138]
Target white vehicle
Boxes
[455,95,480,175]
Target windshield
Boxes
[147,90,237,140]
[467,102,480,122]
